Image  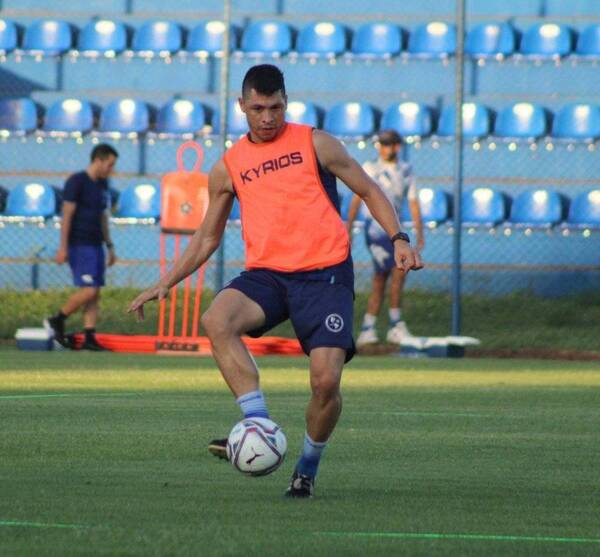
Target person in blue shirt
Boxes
[44,144,118,350]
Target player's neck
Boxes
[85,165,101,182]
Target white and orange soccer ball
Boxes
[226,417,287,476]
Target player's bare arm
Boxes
[56,201,76,264]
[128,159,234,319]
[101,211,117,267]
[312,129,422,272]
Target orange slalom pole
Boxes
[167,235,181,338]
[158,233,167,338]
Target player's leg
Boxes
[286,277,354,497]
[386,267,413,344]
[203,272,288,459]
[357,271,387,346]
[44,287,97,341]
[80,288,106,351]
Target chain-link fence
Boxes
[1,0,599,344]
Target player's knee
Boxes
[201,308,233,340]
[311,372,341,403]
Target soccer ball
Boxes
[226,417,287,476]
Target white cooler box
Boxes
[15,328,54,351]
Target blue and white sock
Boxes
[362,313,377,330]
[237,390,270,419]
[389,308,402,326]
[295,432,327,479]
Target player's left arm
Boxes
[313,129,422,272]
[407,173,425,252]
[101,211,117,267]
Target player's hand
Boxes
[107,247,117,267]
[55,247,67,264]
[394,240,424,273]
[127,284,169,321]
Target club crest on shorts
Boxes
[325,313,344,333]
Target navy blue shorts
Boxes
[224,258,355,362]
[68,245,105,287]
[365,227,395,274]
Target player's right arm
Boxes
[56,201,76,264]
[128,159,234,320]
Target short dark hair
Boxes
[242,64,286,98]
[377,129,403,146]
[91,143,119,162]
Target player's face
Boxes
[377,142,401,162]
[239,89,287,143]
[96,155,117,179]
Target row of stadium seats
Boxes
[2,19,600,59]
[1,181,598,229]
[2,97,600,141]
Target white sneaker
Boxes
[356,327,379,347]
[386,321,413,345]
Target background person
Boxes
[44,144,118,351]
[347,130,424,347]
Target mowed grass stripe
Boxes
[0,520,90,530]
[2,369,600,392]
[317,531,600,545]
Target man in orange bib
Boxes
[129,64,422,498]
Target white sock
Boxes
[362,313,376,328]
[389,308,402,324]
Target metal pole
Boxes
[451,0,466,335]
[215,0,232,291]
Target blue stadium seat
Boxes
[462,187,508,226]
[520,23,573,58]
[324,102,376,137]
[566,190,600,229]
[408,21,456,58]
[43,98,94,135]
[132,21,182,55]
[296,21,347,58]
[0,98,38,135]
[226,99,249,135]
[22,20,73,55]
[381,102,434,138]
[552,104,600,142]
[0,185,7,213]
[99,99,150,135]
[0,19,18,54]
[4,182,57,218]
[155,99,207,135]
[240,21,292,56]
[187,20,236,56]
[77,19,127,55]
[465,23,515,58]
[576,24,600,57]
[114,182,160,220]
[437,103,491,138]
[285,101,319,127]
[494,103,548,140]
[401,188,450,226]
[351,22,403,59]
[509,189,565,227]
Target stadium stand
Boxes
[551,103,600,141]
[381,102,434,139]
[77,19,128,56]
[509,189,566,227]
[131,21,183,56]
[296,21,347,59]
[461,187,508,227]
[437,103,492,138]
[401,188,451,227]
[226,99,249,135]
[575,24,600,57]
[240,20,292,56]
[21,19,73,55]
[0,98,38,135]
[407,21,456,58]
[113,182,160,221]
[566,190,600,228]
[465,23,516,59]
[285,101,320,127]
[0,18,18,54]
[323,101,376,138]
[494,102,548,140]
[99,98,150,135]
[519,23,573,58]
[187,20,235,56]
[154,99,207,136]
[350,22,404,59]
[3,182,57,218]
[43,98,94,136]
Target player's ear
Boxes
[238,97,246,114]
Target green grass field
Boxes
[1,349,600,556]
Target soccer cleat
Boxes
[356,326,378,347]
[43,316,65,341]
[208,438,228,460]
[81,337,109,351]
[285,471,314,498]
[386,320,414,345]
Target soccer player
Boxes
[44,144,118,351]
[128,65,422,497]
[347,130,424,347]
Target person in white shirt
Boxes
[347,130,424,346]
